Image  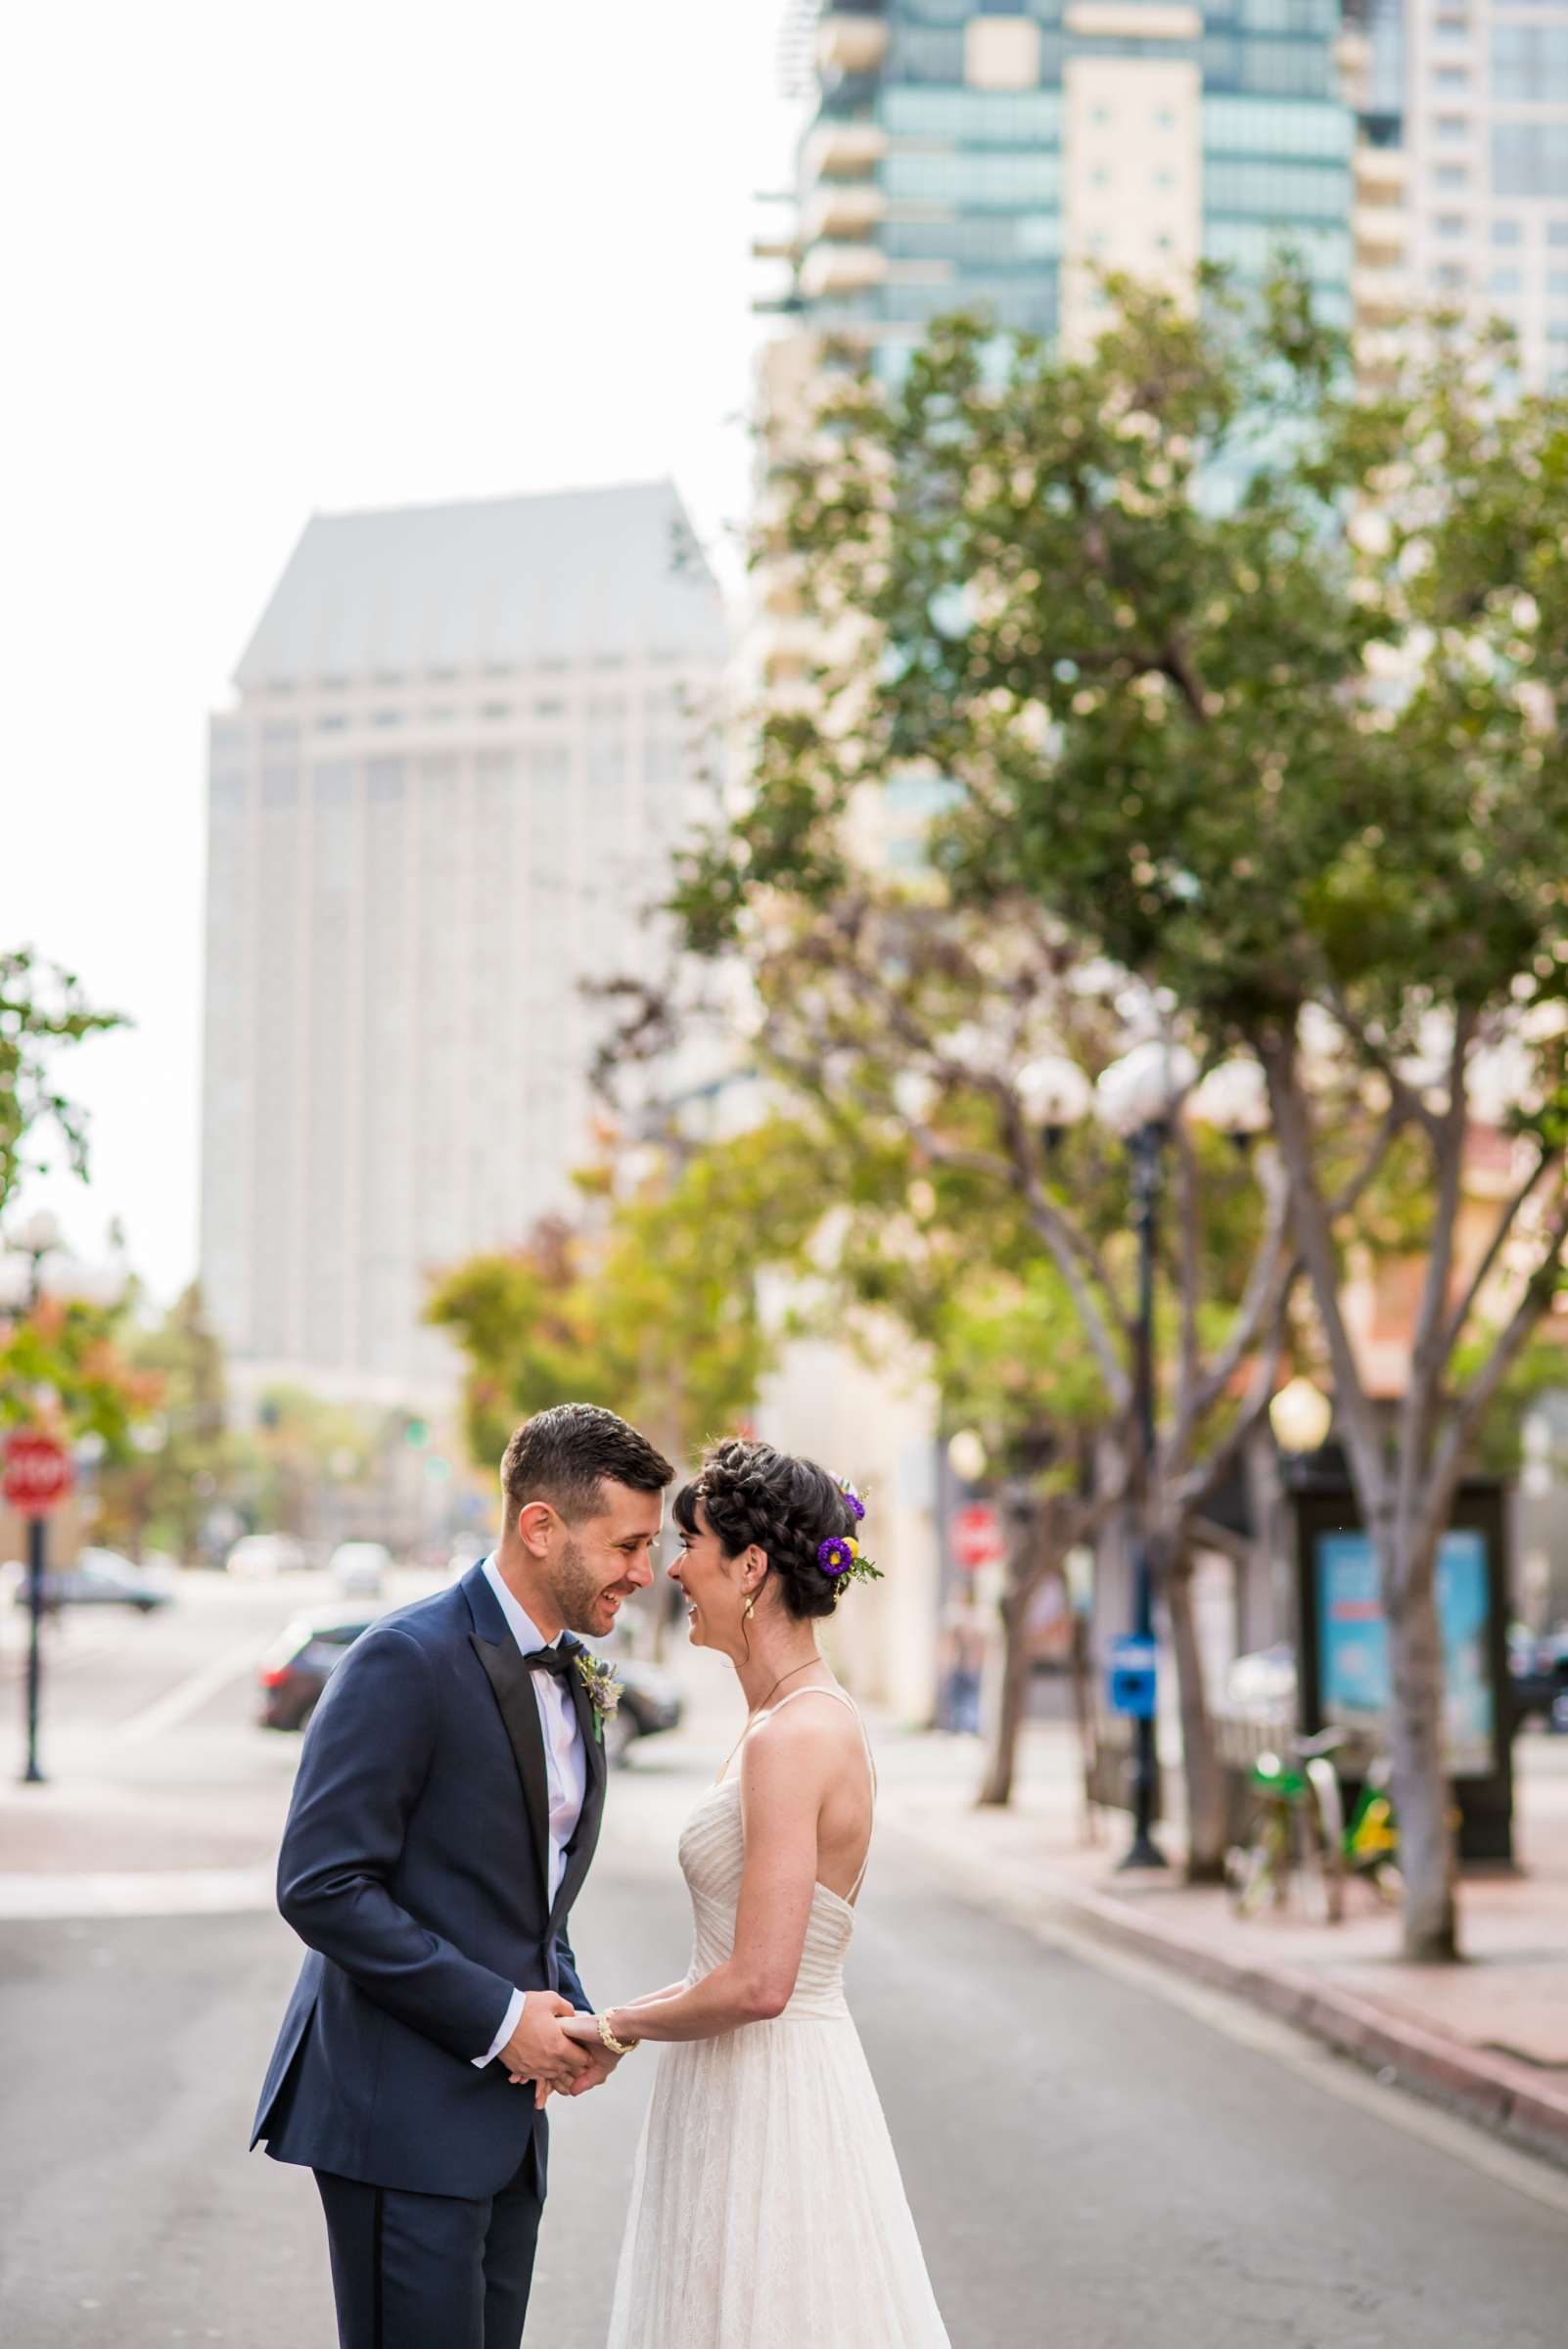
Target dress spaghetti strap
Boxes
[758,1685,877,1903]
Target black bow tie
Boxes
[522,1644,575,1680]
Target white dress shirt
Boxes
[472,1556,588,2068]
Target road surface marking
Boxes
[116,1636,270,1745]
[0,1864,275,1920]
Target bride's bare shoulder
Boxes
[743,1688,862,1778]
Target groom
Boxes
[252,1402,674,2348]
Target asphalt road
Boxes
[3,1578,1568,2344]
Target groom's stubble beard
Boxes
[548,1533,614,1637]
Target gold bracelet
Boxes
[598,2011,637,2057]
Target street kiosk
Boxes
[1290,1468,1514,1865]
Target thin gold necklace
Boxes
[717,1658,822,1781]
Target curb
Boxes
[882,1805,1568,2176]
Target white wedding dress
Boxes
[605,1687,952,2348]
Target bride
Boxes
[559,1436,952,2348]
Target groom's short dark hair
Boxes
[500,1404,674,1524]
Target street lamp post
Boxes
[1,1214,124,1784]
[1094,1039,1198,1869]
[1100,1042,1269,1868]
[1119,1116,1169,1869]
[7,1211,64,1784]
[1013,1036,1274,1869]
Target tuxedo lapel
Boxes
[469,1633,552,1912]
[549,1640,608,1935]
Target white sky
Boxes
[1,1,801,1300]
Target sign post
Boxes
[4,1429,73,1785]
[949,1502,1005,1574]
[1107,1635,1159,1723]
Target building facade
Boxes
[1346,0,1568,388]
[768,0,1354,368]
[201,482,729,1405]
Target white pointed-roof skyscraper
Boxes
[201,480,728,1404]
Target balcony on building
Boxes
[1353,263,1413,323]
[1354,208,1405,267]
[800,240,888,300]
[817,6,890,78]
[802,117,887,185]
[803,181,886,244]
[1356,326,1405,389]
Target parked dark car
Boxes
[10,1546,173,1615]
[257,1607,683,1759]
[1508,1627,1568,1732]
[257,1610,374,1728]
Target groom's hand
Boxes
[499,1992,591,2094]
[565,2037,622,2098]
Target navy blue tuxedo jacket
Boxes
[251,1561,606,2197]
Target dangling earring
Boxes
[743,1594,756,1622]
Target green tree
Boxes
[427,1124,835,1475]
[0,948,125,1215]
[434,1091,1118,1784]
[683,274,1568,1957]
[0,1291,158,1454]
[599,912,1311,1861]
[0,948,135,1449]
[94,1284,233,1559]
[830,1179,1115,1805]
[652,850,1342,1872]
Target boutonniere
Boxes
[575,1649,623,1743]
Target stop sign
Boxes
[950,1501,1004,1572]
[3,1429,72,1515]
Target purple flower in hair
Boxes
[835,1476,866,1523]
[817,1536,855,1577]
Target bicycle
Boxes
[1225,1730,1403,1923]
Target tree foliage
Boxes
[94,1285,233,1556]
[0,948,126,1216]
[427,1125,835,1472]
[0,1289,159,1453]
[673,271,1568,1949]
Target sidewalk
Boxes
[876,1718,1568,2172]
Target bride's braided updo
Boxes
[673,1438,860,1621]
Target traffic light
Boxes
[402,1416,430,1449]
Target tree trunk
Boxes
[978,1583,1037,1807]
[978,1487,1063,1809]
[1164,1543,1228,1883]
[1242,1420,1286,1651]
[1385,1539,1458,1959]
[1259,1033,1467,1961]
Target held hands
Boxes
[563,2037,623,2098]
[561,2010,608,2047]
[557,2010,631,2099]
[499,1992,592,2107]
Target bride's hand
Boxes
[561,2010,605,2045]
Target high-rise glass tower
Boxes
[770,0,1354,368]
